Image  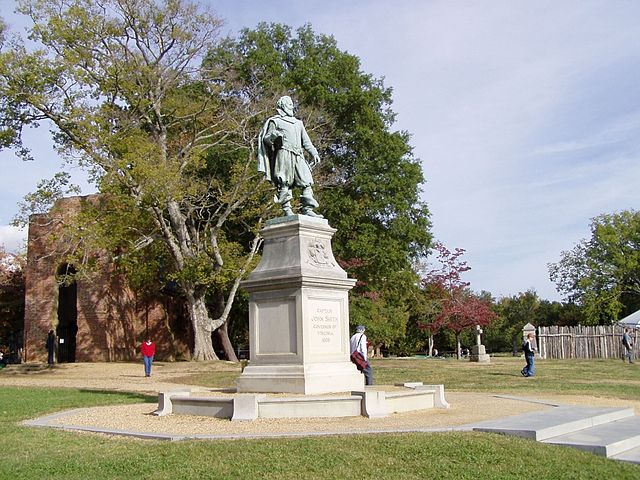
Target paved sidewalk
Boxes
[23,407,476,441]
[20,392,552,439]
[471,405,640,464]
[21,393,637,445]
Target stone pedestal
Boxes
[470,344,491,363]
[236,215,364,394]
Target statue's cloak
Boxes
[257,115,281,183]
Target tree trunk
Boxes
[209,290,237,362]
[428,335,434,356]
[456,333,462,360]
[186,288,218,361]
[214,322,238,362]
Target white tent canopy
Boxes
[617,309,640,328]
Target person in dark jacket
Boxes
[622,328,635,364]
[46,330,56,365]
[521,332,537,377]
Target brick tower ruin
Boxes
[23,195,192,363]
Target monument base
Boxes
[155,382,449,420]
[237,362,364,395]
[239,215,362,395]
[470,344,491,363]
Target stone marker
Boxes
[470,325,490,363]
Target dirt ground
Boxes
[0,360,226,395]
[3,362,638,438]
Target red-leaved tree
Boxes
[419,242,495,358]
[440,289,496,358]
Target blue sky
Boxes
[1,0,639,301]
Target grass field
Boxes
[1,357,639,479]
[181,356,640,400]
[372,356,640,399]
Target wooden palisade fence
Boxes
[537,325,638,359]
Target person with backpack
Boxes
[349,325,373,385]
[521,332,537,377]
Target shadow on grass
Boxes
[0,363,58,375]
[77,389,157,403]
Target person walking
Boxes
[521,332,537,377]
[140,338,156,377]
[622,328,635,364]
[349,325,373,385]
[46,330,56,365]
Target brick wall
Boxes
[24,195,192,362]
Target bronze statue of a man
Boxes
[257,96,322,217]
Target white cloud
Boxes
[0,225,27,253]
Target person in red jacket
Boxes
[140,338,156,377]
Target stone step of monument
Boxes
[541,416,640,458]
[157,385,449,420]
[611,444,640,464]
[472,406,635,441]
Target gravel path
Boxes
[3,362,638,439]
[0,361,225,395]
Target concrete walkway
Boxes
[471,405,640,464]
[20,394,639,464]
[23,408,474,441]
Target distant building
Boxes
[23,195,192,363]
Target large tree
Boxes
[211,24,432,349]
[483,292,585,354]
[549,210,640,324]
[2,4,432,360]
[415,243,469,356]
[418,242,494,359]
[0,0,277,360]
[488,290,542,355]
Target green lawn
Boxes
[179,356,640,400]
[1,358,639,479]
[372,356,640,399]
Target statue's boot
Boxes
[282,200,294,216]
[300,186,323,218]
[274,187,292,205]
[301,207,323,218]
[274,187,294,216]
[300,187,319,208]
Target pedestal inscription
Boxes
[308,298,342,355]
